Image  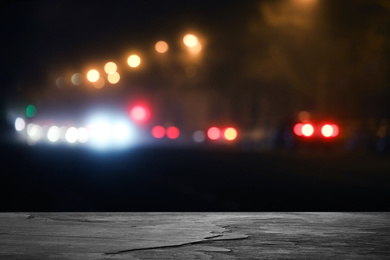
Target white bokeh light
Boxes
[78,127,89,143]
[65,127,79,143]
[27,124,42,141]
[15,117,25,131]
[47,126,60,142]
[112,122,130,141]
[90,120,111,144]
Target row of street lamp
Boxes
[55,33,201,90]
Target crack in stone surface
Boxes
[104,231,248,255]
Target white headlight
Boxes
[112,122,130,141]
[15,117,26,131]
[65,127,79,143]
[47,126,60,142]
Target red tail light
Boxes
[166,126,180,139]
[207,127,221,140]
[293,123,304,136]
[321,124,339,138]
[130,105,150,122]
[151,126,165,138]
[301,123,314,137]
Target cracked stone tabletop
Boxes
[0,213,389,259]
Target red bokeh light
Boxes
[207,127,221,140]
[130,106,149,122]
[321,124,339,138]
[293,123,304,136]
[331,124,339,137]
[151,126,165,138]
[166,126,180,139]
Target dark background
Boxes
[1,0,390,211]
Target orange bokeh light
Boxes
[155,41,169,53]
[224,127,237,141]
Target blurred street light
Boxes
[155,41,169,53]
[104,62,117,74]
[107,72,120,84]
[127,54,141,68]
[183,34,199,48]
[87,69,100,82]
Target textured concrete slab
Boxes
[0,213,389,259]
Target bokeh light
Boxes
[112,122,130,141]
[130,106,149,122]
[92,77,105,89]
[26,105,36,118]
[87,69,100,82]
[56,77,65,88]
[331,124,339,137]
[27,124,42,141]
[193,130,205,143]
[293,123,303,136]
[183,34,198,48]
[90,121,111,143]
[321,124,333,137]
[15,117,25,131]
[166,126,180,139]
[188,42,202,54]
[127,55,141,68]
[299,111,310,122]
[71,73,82,86]
[224,127,237,141]
[65,127,79,143]
[107,72,120,84]
[104,62,117,74]
[78,127,89,143]
[151,126,165,138]
[207,127,221,140]
[47,126,60,142]
[302,123,314,137]
[155,41,169,53]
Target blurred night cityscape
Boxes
[0,0,390,211]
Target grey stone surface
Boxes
[0,213,389,259]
